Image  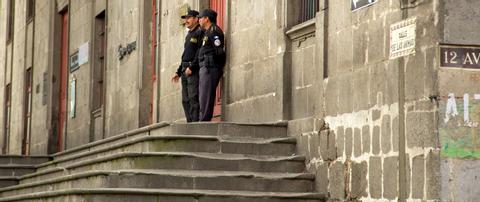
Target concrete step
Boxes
[0,188,326,202]
[50,122,287,163]
[0,177,17,188]
[162,122,288,138]
[19,152,306,184]
[0,165,35,177]
[37,135,296,172]
[0,169,315,197]
[0,155,51,165]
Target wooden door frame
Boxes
[208,0,229,122]
[58,9,69,152]
[48,6,69,154]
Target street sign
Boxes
[389,18,416,59]
[351,0,377,11]
[440,44,480,69]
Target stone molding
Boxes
[285,19,316,41]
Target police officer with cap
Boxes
[171,9,204,122]
[197,9,226,122]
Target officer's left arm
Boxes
[212,33,225,56]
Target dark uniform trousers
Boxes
[199,67,221,121]
[181,73,199,122]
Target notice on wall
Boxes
[78,42,89,66]
[69,51,79,72]
[69,76,76,119]
[351,0,377,11]
[440,44,480,69]
[389,18,416,59]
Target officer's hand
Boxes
[185,68,192,76]
[171,74,180,83]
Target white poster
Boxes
[78,42,89,66]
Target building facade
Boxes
[0,0,479,201]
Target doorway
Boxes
[209,0,225,122]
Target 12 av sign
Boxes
[441,45,480,69]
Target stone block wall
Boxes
[289,0,443,201]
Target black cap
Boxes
[198,9,217,23]
[181,9,199,19]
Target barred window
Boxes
[299,0,320,23]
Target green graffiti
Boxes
[440,97,480,159]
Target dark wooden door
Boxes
[92,11,106,142]
[210,0,225,122]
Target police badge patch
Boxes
[214,39,221,46]
[190,37,198,43]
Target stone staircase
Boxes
[0,156,51,189]
[0,122,326,201]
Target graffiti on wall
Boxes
[440,93,480,158]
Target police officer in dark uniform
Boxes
[197,9,226,121]
[171,9,204,122]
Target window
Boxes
[299,0,320,23]
[27,0,35,22]
[6,0,15,43]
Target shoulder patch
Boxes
[214,39,222,47]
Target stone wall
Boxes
[0,0,154,154]
[9,0,28,154]
[29,0,55,154]
[290,0,443,201]
[65,0,94,149]
[158,0,203,122]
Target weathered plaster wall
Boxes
[439,0,480,201]
[0,0,7,154]
[9,0,28,154]
[65,0,94,149]
[105,0,152,137]
[223,0,287,122]
[158,0,206,122]
[29,0,53,155]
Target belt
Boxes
[181,61,192,67]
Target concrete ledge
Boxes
[36,135,297,170]
[20,152,306,181]
[51,121,286,160]
[0,169,315,194]
[51,122,171,158]
[0,188,326,202]
[0,156,52,165]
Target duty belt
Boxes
[181,61,192,68]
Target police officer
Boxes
[171,9,204,122]
[197,9,226,121]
